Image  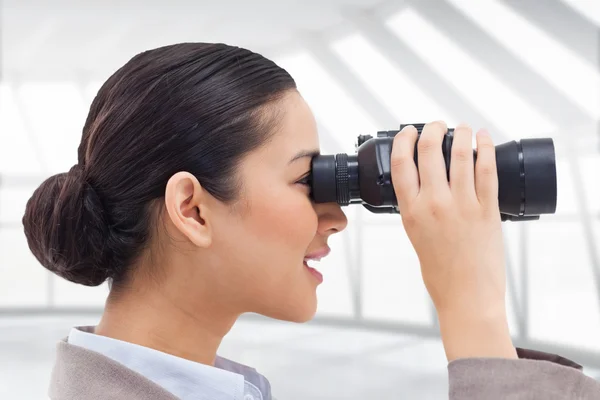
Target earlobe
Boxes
[164,172,212,248]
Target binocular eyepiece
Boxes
[310,123,557,222]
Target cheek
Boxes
[210,182,321,320]
[250,192,317,253]
[210,184,319,314]
[213,186,318,275]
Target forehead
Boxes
[256,91,320,164]
[274,91,319,152]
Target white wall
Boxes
[1,0,599,371]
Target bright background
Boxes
[1,0,599,398]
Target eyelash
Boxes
[296,173,312,188]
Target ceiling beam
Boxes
[407,0,593,126]
[345,8,509,143]
[303,33,399,128]
[500,0,600,68]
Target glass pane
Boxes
[0,187,35,224]
[528,221,600,351]
[315,230,354,317]
[554,155,600,217]
[362,224,431,325]
[0,83,44,175]
[18,82,87,174]
[0,228,48,306]
[554,159,578,215]
[503,222,524,335]
[580,155,600,215]
[53,277,109,308]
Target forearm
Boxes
[438,305,517,362]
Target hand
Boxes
[390,121,517,361]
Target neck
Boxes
[95,279,239,366]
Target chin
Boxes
[281,312,316,324]
[261,295,318,323]
[288,308,317,323]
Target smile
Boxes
[303,247,330,283]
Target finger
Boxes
[417,121,449,194]
[391,124,420,211]
[450,123,476,197]
[474,129,499,209]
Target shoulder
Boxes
[448,348,600,399]
[49,338,177,400]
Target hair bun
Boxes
[22,165,114,286]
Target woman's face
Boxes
[201,91,348,322]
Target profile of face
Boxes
[162,91,348,323]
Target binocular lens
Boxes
[311,125,557,221]
[496,138,557,218]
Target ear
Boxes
[164,172,212,248]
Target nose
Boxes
[314,202,348,236]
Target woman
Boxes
[22,43,599,399]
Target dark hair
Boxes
[22,43,297,288]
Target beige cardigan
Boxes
[49,335,600,399]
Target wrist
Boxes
[438,304,517,362]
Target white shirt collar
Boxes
[68,326,259,400]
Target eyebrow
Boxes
[289,149,320,164]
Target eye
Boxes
[296,173,312,190]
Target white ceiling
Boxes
[1,0,598,146]
[2,0,395,81]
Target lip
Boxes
[304,246,331,261]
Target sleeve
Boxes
[448,347,600,399]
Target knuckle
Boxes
[453,148,471,163]
[418,137,436,154]
[479,164,496,177]
[428,197,450,216]
[390,152,412,169]
[401,211,418,228]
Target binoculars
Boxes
[310,123,557,222]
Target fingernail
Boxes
[477,129,490,137]
[400,124,416,134]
